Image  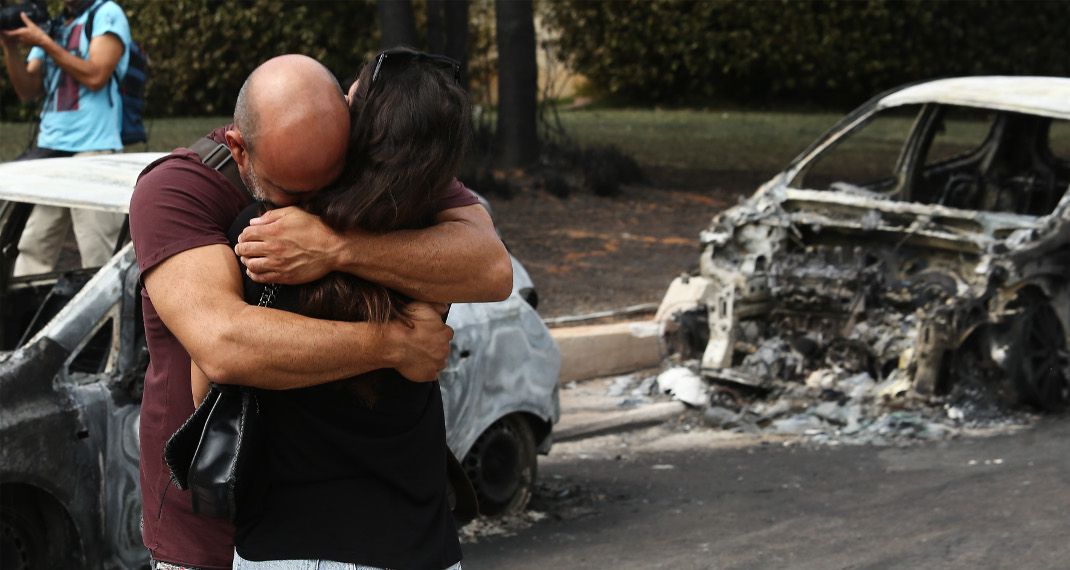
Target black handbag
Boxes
[164,282,478,523]
[163,273,274,522]
[165,385,479,526]
[166,385,477,524]
[447,448,479,525]
[164,383,264,521]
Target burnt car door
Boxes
[0,200,148,570]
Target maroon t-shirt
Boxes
[129,126,478,568]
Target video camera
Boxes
[0,0,54,34]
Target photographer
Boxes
[1,0,130,275]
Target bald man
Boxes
[128,55,511,570]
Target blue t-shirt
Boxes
[28,0,131,152]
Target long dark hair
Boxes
[299,49,473,324]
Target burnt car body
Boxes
[661,76,1070,411]
[0,153,560,569]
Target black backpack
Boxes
[85,1,148,145]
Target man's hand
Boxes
[142,243,422,389]
[238,200,512,302]
[383,302,454,382]
[1,17,44,101]
[8,14,122,91]
[0,29,19,52]
[2,13,52,49]
[236,206,341,285]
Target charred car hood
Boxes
[703,184,1042,258]
[684,181,1065,393]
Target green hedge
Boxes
[544,0,1070,107]
[1,0,379,120]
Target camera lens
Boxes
[0,1,49,33]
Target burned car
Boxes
[0,153,560,569]
[661,76,1070,412]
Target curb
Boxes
[554,401,687,442]
[550,320,664,383]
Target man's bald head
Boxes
[229,55,350,206]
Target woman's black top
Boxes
[228,204,461,570]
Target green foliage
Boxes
[2,0,379,120]
[3,108,833,170]
[555,108,840,173]
[544,0,1070,107]
[126,0,378,116]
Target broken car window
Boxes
[910,106,998,209]
[921,107,995,166]
[793,105,922,195]
[1,204,111,351]
[1046,119,1070,167]
[914,109,1070,215]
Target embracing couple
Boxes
[129,49,511,570]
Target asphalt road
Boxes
[463,419,1070,570]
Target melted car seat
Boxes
[982,115,1059,215]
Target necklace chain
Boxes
[257,283,278,308]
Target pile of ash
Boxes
[646,358,1040,446]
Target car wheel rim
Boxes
[479,431,522,504]
[464,416,536,516]
[1018,300,1070,409]
[1,518,32,570]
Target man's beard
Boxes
[240,167,269,204]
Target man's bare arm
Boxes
[0,37,43,101]
[144,243,453,388]
[191,362,210,406]
[236,204,513,303]
[2,13,123,91]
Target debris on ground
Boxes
[603,372,659,407]
[656,367,708,407]
[458,509,548,544]
[569,363,1039,448]
[459,477,607,543]
[672,357,1040,446]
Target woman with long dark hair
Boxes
[193,48,474,570]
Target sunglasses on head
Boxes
[369,49,462,86]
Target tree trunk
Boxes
[495,0,538,169]
[444,0,469,89]
[378,0,418,50]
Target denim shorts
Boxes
[232,550,462,570]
